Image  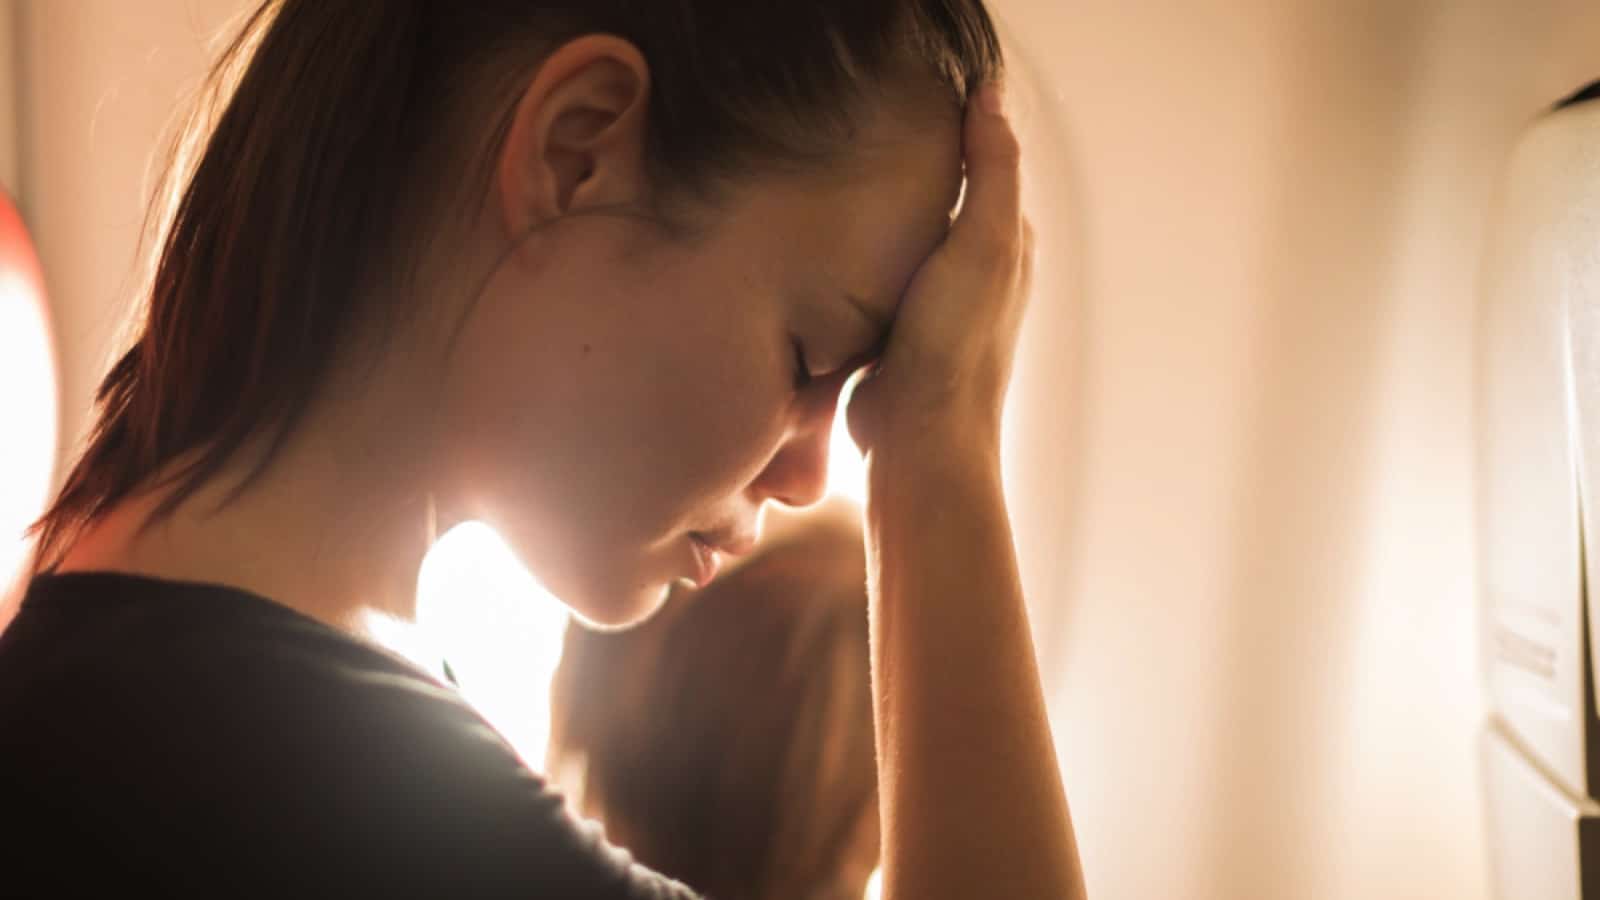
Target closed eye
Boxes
[792,337,814,390]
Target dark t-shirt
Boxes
[0,572,701,899]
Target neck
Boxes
[54,380,447,641]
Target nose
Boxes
[749,394,837,509]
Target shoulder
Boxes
[0,573,700,899]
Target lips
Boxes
[687,529,758,588]
[688,534,722,588]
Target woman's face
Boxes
[436,109,963,625]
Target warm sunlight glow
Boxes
[827,375,867,503]
[414,521,570,770]
[0,272,57,599]
[865,867,883,900]
[404,384,867,806]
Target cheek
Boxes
[619,298,791,501]
[427,233,805,623]
[441,255,792,531]
[613,246,798,494]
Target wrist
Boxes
[864,416,1002,492]
[846,370,1010,482]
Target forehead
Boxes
[733,113,965,319]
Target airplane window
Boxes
[0,200,57,605]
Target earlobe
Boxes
[496,36,652,240]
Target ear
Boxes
[495,35,652,240]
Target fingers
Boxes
[951,82,1023,262]
[845,82,1029,453]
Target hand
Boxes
[846,81,1034,456]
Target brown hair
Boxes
[29,1,1002,569]
[547,507,876,900]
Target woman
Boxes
[548,501,878,900]
[0,2,1083,898]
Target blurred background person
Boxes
[548,500,879,900]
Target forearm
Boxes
[867,430,1085,900]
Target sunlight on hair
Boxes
[827,375,867,503]
[412,521,570,770]
[0,272,57,601]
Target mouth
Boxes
[687,534,723,589]
[686,529,758,589]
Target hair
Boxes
[547,506,876,900]
[29,0,1003,570]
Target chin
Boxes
[482,515,672,630]
[559,576,673,632]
